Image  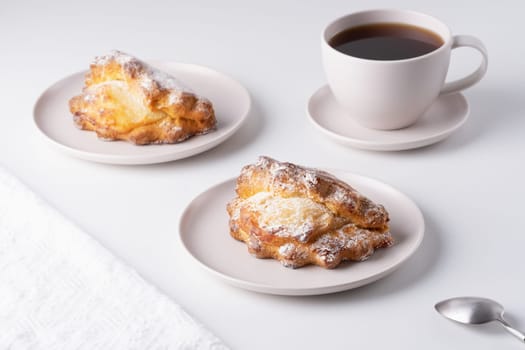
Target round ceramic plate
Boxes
[33,62,250,164]
[307,85,469,151]
[179,170,425,296]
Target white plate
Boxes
[179,170,425,296]
[33,62,251,164]
[307,85,469,151]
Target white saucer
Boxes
[307,85,469,151]
[179,170,425,296]
[33,62,250,165]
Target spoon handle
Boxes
[498,317,525,343]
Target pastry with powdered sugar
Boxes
[227,157,393,269]
[69,50,216,145]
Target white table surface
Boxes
[2,0,525,348]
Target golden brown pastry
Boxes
[69,50,216,145]
[226,157,393,269]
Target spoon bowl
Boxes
[435,297,504,325]
[435,296,525,343]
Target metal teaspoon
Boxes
[435,296,525,343]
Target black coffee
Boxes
[329,23,444,60]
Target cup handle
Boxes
[440,35,488,95]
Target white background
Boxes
[1,0,525,348]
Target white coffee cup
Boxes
[322,9,488,130]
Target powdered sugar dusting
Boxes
[195,100,212,112]
[146,63,191,92]
[242,192,333,243]
[277,243,308,268]
[331,187,348,203]
[139,75,155,91]
[311,224,392,264]
[278,243,296,256]
[168,92,184,105]
[255,156,347,194]
[304,171,318,186]
[251,157,388,228]
[92,50,195,96]
[83,93,95,102]
[93,50,134,66]
[310,225,362,263]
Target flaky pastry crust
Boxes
[69,50,216,145]
[226,157,393,269]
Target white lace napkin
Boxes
[0,167,228,350]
